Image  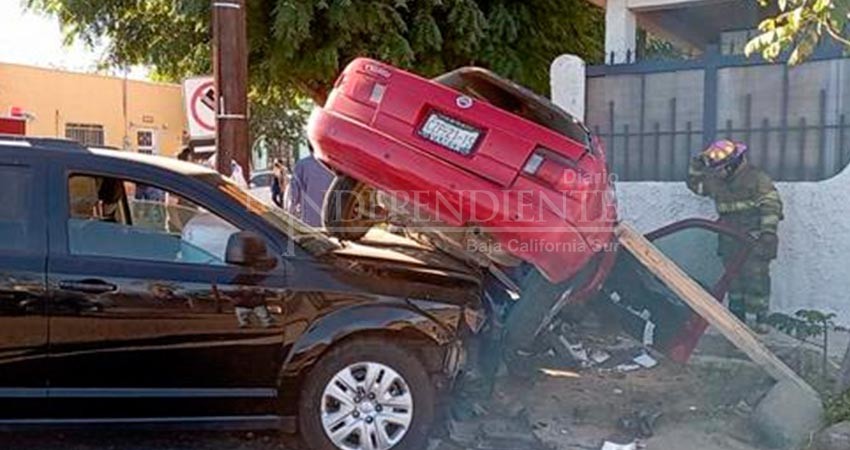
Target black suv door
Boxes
[45,162,289,419]
[597,219,754,363]
[0,152,49,418]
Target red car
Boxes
[308,58,617,286]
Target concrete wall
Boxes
[551,55,587,120]
[616,166,850,324]
[604,0,637,64]
[0,62,186,156]
[586,70,704,180]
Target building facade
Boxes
[590,0,773,63]
[0,62,186,156]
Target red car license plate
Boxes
[418,112,481,155]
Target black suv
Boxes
[0,136,482,450]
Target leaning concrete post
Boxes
[550,54,586,121]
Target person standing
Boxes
[285,146,334,228]
[271,159,286,208]
[687,139,784,333]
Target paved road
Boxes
[0,431,299,450]
[0,430,468,450]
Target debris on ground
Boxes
[632,352,658,369]
[446,413,549,450]
[544,318,662,375]
[600,441,638,450]
[617,408,663,438]
[467,305,786,450]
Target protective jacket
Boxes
[687,159,783,251]
[686,158,783,317]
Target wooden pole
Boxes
[212,0,249,179]
[615,222,818,397]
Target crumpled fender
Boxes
[280,301,461,378]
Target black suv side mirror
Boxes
[225,231,277,270]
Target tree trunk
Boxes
[836,338,850,394]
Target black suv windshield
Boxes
[193,172,340,255]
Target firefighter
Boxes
[687,139,783,333]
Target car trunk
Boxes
[369,66,591,188]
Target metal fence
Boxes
[586,45,850,182]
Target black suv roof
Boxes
[0,134,217,177]
[0,134,91,153]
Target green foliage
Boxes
[768,309,836,340]
[27,0,213,79]
[639,31,688,60]
[769,309,837,383]
[248,84,311,163]
[28,0,603,156]
[826,389,850,424]
[746,0,850,64]
[27,0,604,100]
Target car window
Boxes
[67,175,241,265]
[251,173,272,187]
[0,164,40,252]
[435,69,591,147]
[650,227,731,289]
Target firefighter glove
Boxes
[755,232,779,260]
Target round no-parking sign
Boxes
[183,76,216,140]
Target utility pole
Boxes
[122,66,130,151]
[212,0,249,179]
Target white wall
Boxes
[604,0,637,63]
[617,166,850,324]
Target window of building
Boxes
[0,165,39,252]
[65,123,105,147]
[67,174,241,265]
[136,129,156,154]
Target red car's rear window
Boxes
[434,68,591,149]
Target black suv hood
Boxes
[329,232,482,307]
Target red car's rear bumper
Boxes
[309,107,617,284]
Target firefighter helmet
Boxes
[701,139,748,171]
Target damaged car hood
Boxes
[332,230,480,281]
[329,230,483,305]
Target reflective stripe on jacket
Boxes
[686,160,783,235]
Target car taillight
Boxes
[369,83,386,103]
[348,78,386,105]
[523,148,584,192]
[345,61,392,105]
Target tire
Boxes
[298,338,436,450]
[502,268,571,376]
[323,175,378,241]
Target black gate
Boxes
[586,44,850,182]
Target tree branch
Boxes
[825,21,850,48]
